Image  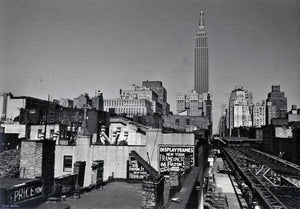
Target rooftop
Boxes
[224,137,263,142]
[63,182,143,209]
[0,178,33,189]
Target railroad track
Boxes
[237,148,300,177]
[223,148,288,209]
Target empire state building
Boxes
[194,11,208,94]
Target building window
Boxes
[186,119,190,125]
[38,129,43,138]
[50,129,54,139]
[63,155,73,172]
[175,119,179,125]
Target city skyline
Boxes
[1,0,300,133]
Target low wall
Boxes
[165,167,202,209]
[53,174,77,197]
[0,179,44,206]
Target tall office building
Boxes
[176,90,211,118]
[92,90,104,111]
[120,85,162,114]
[142,81,167,102]
[228,86,253,136]
[142,81,170,114]
[103,99,152,118]
[266,85,287,124]
[59,98,74,108]
[194,11,209,94]
[218,104,228,137]
[252,100,266,128]
[74,93,92,109]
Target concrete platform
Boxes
[213,158,234,193]
[211,157,241,209]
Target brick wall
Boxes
[19,140,55,196]
[169,170,180,187]
[169,169,182,198]
[142,176,164,209]
[20,141,40,178]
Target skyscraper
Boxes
[266,85,287,124]
[120,85,163,114]
[142,81,170,114]
[176,90,211,118]
[92,90,104,111]
[194,11,208,94]
[228,86,253,136]
[252,100,266,128]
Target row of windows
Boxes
[37,129,55,139]
[254,120,265,123]
[116,107,146,113]
[178,100,201,103]
[174,119,190,125]
[196,32,207,37]
[104,100,146,106]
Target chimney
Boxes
[1,93,8,121]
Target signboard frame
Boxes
[158,144,194,175]
[5,179,44,205]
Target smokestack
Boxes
[1,93,8,121]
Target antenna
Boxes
[40,76,43,95]
[199,11,205,27]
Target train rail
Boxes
[237,148,300,177]
[223,148,288,209]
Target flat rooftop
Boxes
[0,178,33,189]
[64,182,143,209]
[224,137,263,141]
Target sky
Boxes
[1,0,300,133]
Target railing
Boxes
[250,149,300,172]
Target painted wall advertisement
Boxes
[128,155,150,180]
[6,180,43,205]
[159,145,194,174]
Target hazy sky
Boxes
[1,0,300,133]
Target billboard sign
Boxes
[159,145,194,174]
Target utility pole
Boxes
[44,94,50,140]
